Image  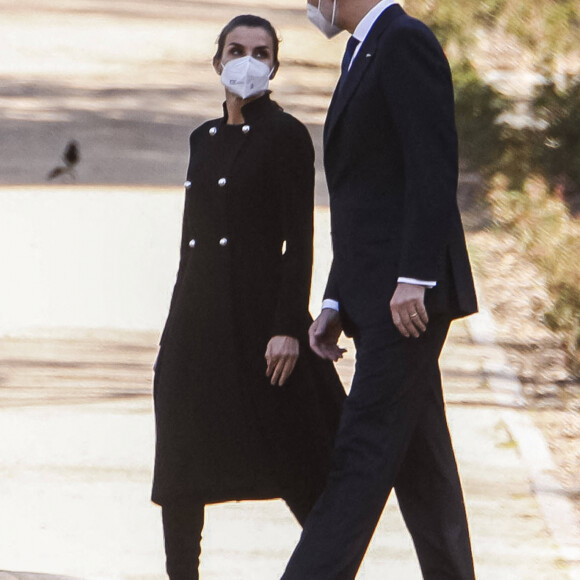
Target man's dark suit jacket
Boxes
[323,4,477,334]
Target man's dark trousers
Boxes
[282,316,474,579]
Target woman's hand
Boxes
[265,335,299,386]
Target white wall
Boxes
[0,187,332,336]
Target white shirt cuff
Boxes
[322,298,340,312]
[397,277,437,288]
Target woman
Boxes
[152,15,345,579]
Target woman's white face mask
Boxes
[307,0,342,39]
[220,56,272,99]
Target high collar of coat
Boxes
[221,92,282,125]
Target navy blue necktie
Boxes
[338,36,360,92]
[341,36,360,76]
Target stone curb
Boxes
[467,297,580,580]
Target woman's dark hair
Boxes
[213,15,280,67]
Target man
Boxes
[281,1,478,578]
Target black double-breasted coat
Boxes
[152,94,345,507]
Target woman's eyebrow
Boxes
[226,42,270,51]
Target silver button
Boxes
[242,125,251,134]
[184,180,192,188]
[188,239,196,248]
[209,127,217,135]
[218,177,227,187]
[219,237,228,246]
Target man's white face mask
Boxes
[220,56,272,99]
[307,0,342,39]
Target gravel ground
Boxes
[468,227,580,528]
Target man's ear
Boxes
[213,57,223,76]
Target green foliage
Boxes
[493,126,541,191]
[452,59,508,174]
[403,0,580,375]
[488,178,580,375]
[405,0,580,74]
[404,0,494,50]
[503,0,580,72]
[533,78,580,196]
[488,78,580,196]
[402,0,580,190]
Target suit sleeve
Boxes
[323,259,340,302]
[380,22,459,281]
[271,117,315,338]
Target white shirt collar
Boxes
[352,0,397,43]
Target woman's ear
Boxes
[269,62,280,80]
[213,57,223,76]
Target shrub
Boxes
[484,78,580,206]
[533,78,580,198]
[452,59,508,175]
[488,176,580,375]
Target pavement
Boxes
[1,189,580,580]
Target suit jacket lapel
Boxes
[324,4,405,146]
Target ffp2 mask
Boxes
[220,56,272,99]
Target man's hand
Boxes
[390,283,429,338]
[309,308,347,361]
[265,335,299,386]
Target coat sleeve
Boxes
[380,20,459,282]
[159,134,196,345]
[270,116,315,339]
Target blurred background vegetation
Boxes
[405,0,580,374]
